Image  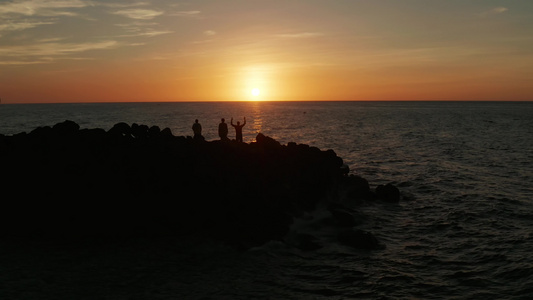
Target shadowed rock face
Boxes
[0,121,347,247]
[376,183,401,203]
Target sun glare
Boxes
[251,88,260,96]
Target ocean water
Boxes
[1,101,533,299]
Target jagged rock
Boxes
[255,133,281,148]
[340,164,350,175]
[29,126,52,137]
[0,120,387,250]
[131,123,149,139]
[343,174,376,201]
[327,203,365,227]
[376,183,400,203]
[108,122,131,136]
[160,127,173,138]
[148,125,161,137]
[329,208,358,227]
[80,128,106,139]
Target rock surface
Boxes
[0,121,346,247]
[376,183,401,203]
[0,121,401,249]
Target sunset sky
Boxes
[0,0,532,103]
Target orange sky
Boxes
[1,0,532,103]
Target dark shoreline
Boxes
[1,120,398,249]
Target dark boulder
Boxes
[376,183,400,203]
[329,208,358,227]
[160,127,173,138]
[131,123,149,139]
[52,120,79,135]
[343,175,376,201]
[108,122,131,136]
[255,133,281,148]
[328,203,366,227]
[148,125,161,137]
[80,128,106,140]
[340,164,350,175]
[29,126,52,138]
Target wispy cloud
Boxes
[0,60,52,65]
[112,8,163,20]
[490,7,508,14]
[0,0,91,34]
[0,0,90,17]
[38,37,68,42]
[0,39,144,64]
[117,30,173,38]
[169,10,201,17]
[0,40,119,58]
[98,2,150,8]
[115,21,158,30]
[275,32,324,38]
[204,30,216,36]
[480,7,508,17]
[0,56,95,65]
[141,30,173,37]
[113,21,173,38]
[0,20,55,32]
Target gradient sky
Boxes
[0,0,532,103]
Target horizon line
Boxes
[2,99,532,105]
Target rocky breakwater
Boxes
[0,120,400,249]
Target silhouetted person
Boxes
[192,119,204,140]
[231,117,246,142]
[218,118,229,140]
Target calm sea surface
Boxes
[1,101,533,299]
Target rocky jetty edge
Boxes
[0,120,401,250]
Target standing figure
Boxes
[192,119,203,140]
[231,117,246,142]
[218,118,229,140]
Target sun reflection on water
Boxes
[251,102,263,141]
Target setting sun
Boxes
[0,1,531,103]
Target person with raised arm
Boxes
[230,117,246,142]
